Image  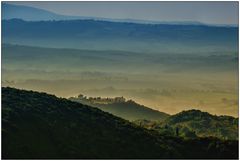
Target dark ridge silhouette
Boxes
[2,87,238,159]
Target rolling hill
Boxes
[2,87,238,159]
[134,109,238,140]
[1,3,213,25]
[69,96,170,121]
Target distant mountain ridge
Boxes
[2,18,238,53]
[69,95,169,121]
[3,3,234,26]
[2,3,87,21]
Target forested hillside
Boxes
[2,87,238,159]
[134,109,238,140]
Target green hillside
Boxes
[134,109,238,140]
[2,87,238,159]
[69,96,169,121]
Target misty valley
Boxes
[2,43,238,116]
[1,2,239,159]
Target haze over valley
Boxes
[2,9,238,116]
[1,2,239,159]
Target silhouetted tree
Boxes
[176,127,179,136]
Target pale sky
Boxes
[6,1,239,25]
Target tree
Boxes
[176,127,179,136]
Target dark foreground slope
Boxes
[2,87,238,159]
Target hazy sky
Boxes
[7,1,239,25]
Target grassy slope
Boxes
[2,87,238,159]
